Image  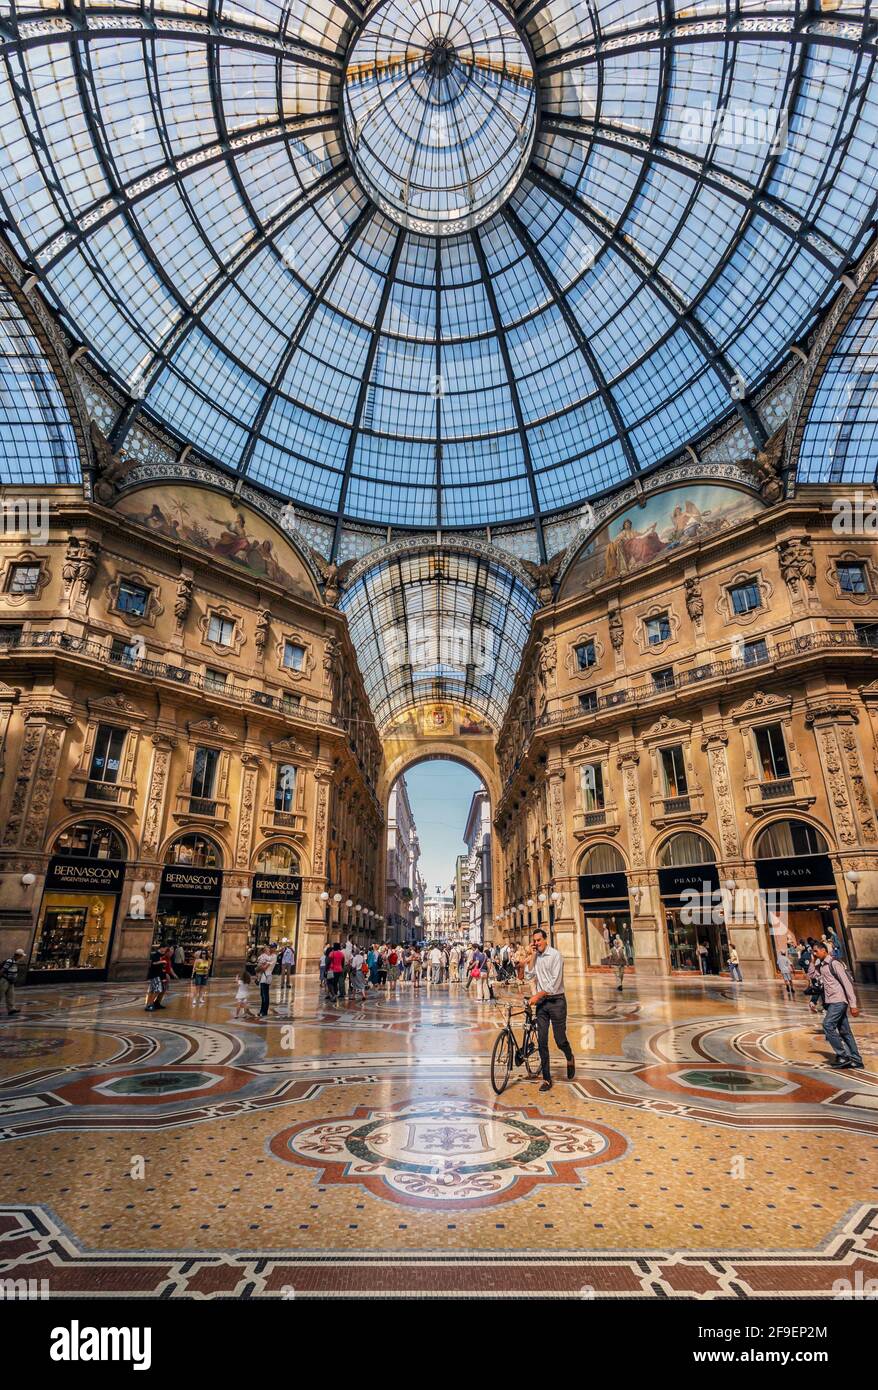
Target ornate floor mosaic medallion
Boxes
[270,1098,627,1209]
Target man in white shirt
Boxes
[525,929,575,1092]
[430,945,442,985]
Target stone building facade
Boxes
[385,774,422,940]
[496,481,878,983]
[0,482,382,979]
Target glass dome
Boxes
[0,2,874,529]
[342,0,537,234]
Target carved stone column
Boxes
[3,708,74,851]
[702,731,740,859]
[0,681,20,778]
[140,734,177,860]
[235,753,261,869]
[617,747,664,973]
[302,766,334,965]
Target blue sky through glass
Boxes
[404,760,484,893]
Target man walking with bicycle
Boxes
[525,928,575,1092]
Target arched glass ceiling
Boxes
[0,2,874,532]
[0,289,80,484]
[798,279,878,484]
[340,548,537,727]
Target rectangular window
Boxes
[110,636,139,664]
[205,668,227,692]
[0,625,23,646]
[838,562,868,595]
[660,744,688,797]
[88,724,125,786]
[754,723,790,781]
[652,666,674,691]
[282,692,301,712]
[644,613,671,645]
[6,563,40,595]
[581,762,605,812]
[729,581,761,615]
[579,690,598,712]
[575,640,596,671]
[283,640,306,671]
[855,621,878,646]
[743,638,768,665]
[116,580,150,617]
[274,763,297,813]
[190,746,219,801]
[208,614,235,646]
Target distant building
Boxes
[423,886,456,939]
[385,776,422,942]
[463,789,492,945]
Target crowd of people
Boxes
[317,939,531,1004]
[133,920,865,1078]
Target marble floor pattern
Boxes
[0,971,877,1298]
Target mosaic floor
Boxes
[1,971,877,1298]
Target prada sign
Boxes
[160,866,222,899]
[658,863,720,898]
[579,872,628,903]
[45,856,124,893]
[755,854,835,891]
[252,874,301,903]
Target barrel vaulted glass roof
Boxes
[340,547,537,727]
[798,279,878,485]
[0,1,875,534]
[0,289,80,483]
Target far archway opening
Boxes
[385,757,491,950]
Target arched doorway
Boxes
[577,843,634,969]
[753,818,846,962]
[154,833,224,974]
[657,831,726,974]
[383,755,491,947]
[248,843,302,964]
[31,820,127,979]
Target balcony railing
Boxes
[760,777,795,799]
[581,809,607,826]
[663,795,691,814]
[0,629,343,729]
[500,629,878,789]
[84,780,120,802]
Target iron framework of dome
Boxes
[0,2,875,540]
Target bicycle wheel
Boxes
[491,1028,514,1094]
[524,1026,543,1077]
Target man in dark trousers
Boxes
[810,941,864,1069]
[525,929,576,1092]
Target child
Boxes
[234,968,256,1020]
[191,950,210,1006]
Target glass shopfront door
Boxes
[31,825,126,980]
[154,864,222,975]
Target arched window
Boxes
[580,843,625,875]
[255,843,300,875]
[164,833,222,868]
[53,821,126,861]
[755,820,829,859]
[658,832,716,868]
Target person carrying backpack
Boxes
[809,942,863,1069]
[0,949,26,1015]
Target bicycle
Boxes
[490,999,542,1094]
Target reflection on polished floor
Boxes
[1,972,877,1298]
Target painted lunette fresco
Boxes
[560,484,764,597]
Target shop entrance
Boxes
[248,843,302,966]
[754,819,847,966]
[658,832,728,973]
[578,843,634,968]
[154,833,223,975]
[31,821,126,981]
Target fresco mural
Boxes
[559,484,763,598]
[115,485,313,597]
